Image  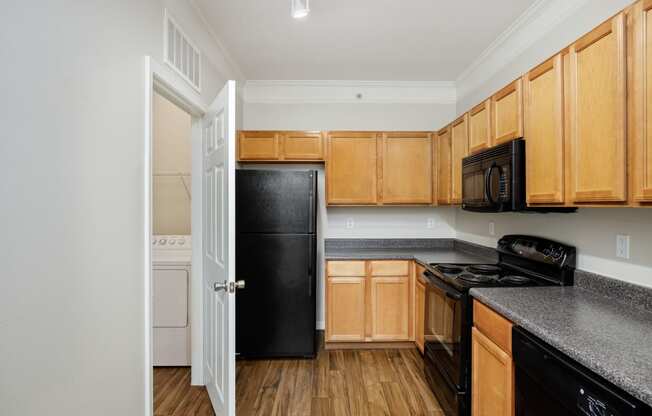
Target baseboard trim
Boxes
[325,341,416,350]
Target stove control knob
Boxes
[169,240,176,245]
[177,239,185,245]
[159,238,167,245]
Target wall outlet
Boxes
[489,221,496,236]
[345,218,355,229]
[426,218,436,229]
[616,235,630,259]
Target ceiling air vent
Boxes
[164,10,201,92]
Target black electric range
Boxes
[421,235,576,416]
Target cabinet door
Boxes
[630,1,652,202]
[326,277,366,342]
[282,131,324,161]
[469,99,492,154]
[238,131,280,160]
[370,276,409,341]
[568,13,627,203]
[524,55,565,204]
[492,79,524,146]
[451,114,469,204]
[437,126,452,205]
[472,327,514,416]
[326,132,378,205]
[380,133,433,204]
[415,278,426,354]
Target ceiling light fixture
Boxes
[291,0,310,19]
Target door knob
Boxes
[214,280,228,292]
[229,280,245,293]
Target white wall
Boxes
[454,0,652,288]
[244,102,455,131]
[0,1,240,415]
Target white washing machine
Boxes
[152,235,192,366]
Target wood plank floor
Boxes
[155,337,443,415]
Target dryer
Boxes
[152,235,192,366]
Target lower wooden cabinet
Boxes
[370,276,410,340]
[326,260,413,344]
[472,327,514,416]
[472,300,514,416]
[326,276,366,342]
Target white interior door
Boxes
[202,80,236,416]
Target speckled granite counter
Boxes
[470,285,652,406]
[324,238,497,266]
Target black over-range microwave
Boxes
[461,139,574,213]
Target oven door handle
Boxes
[424,271,463,300]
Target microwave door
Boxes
[462,162,486,209]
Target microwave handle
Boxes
[485,163,496,205]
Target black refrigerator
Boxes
[235,169,317,358]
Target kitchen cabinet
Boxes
[325,261,366,342]
[568,13,627,203]
[238,130,324,162]
[630,0,652,204]
[326,260,414,345]
[472,328,514,416]
[469,99,492,154]
[451,114,469,204]
[492,79,523,146]
[524,54,566,205]
[436,126,452,205]
[326,132,378,205]
[380,132,434,204]
[370,276,410,340]
[472,300,514,416]
[238,131,280,160]
[415,272,426,354]
[283,131,324,160]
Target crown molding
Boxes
[455,0,590,103]
[243,80,457,104]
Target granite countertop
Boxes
[470,286,652,406]
[325,247,494,266]
[324,238,497,266]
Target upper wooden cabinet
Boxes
[568,13,627,203]
[380,132,434,205]
[238,131,324,162]
[492,78,524,146]
[451,114,469,204]
[283,131,325,161]
[326,132,378,205]
[436,126,452,205]
[630,1,652,203]
[524,54,566,205]
[238,131,280,160]
[469,99,492,154]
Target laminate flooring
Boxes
[154,337,443,415]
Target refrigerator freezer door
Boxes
[236,170,317,234]
[236,233,316,357]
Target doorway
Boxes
[151,91,213,415]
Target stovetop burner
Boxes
[467,264,501,275]
[435,264,465,275]
[499,275,533,285]
[457,272,498,284]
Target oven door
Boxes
[424,273,469,414]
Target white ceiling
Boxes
[195,0,537,81]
